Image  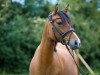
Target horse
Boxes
[29,5,81,75]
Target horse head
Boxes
[47,4,81,50]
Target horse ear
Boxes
[63,4,69,13]
[53,3,58,15]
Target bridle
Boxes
[48,11,75,45]
[48,11,89,75]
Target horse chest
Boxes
[30,44,78,75]
[44,51,78,75]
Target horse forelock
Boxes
[57,10,71,25]
[48,10,72,26]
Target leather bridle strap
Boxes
[50,20,75,44]
[60,28,75,44]
[48,12,75,44]
[51,22,62,36]
[61,28,74,39]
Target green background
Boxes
[0,0,100,75]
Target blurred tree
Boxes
[24,0,51,17]
[0,0,48,73]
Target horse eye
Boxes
[57,22,62,25]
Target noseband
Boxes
[48,11,75,45]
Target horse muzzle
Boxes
[67,39,81,50]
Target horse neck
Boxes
[39,22,56,65]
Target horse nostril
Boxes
[75,40,77,45]
[75,40,81,47]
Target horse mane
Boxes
[57,10,70,24]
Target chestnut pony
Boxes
[30,5,81,75]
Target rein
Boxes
[48,11,89,75]
[65,45,89,75]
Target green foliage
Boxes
[24,0,51,17]
[0,15,45,73]
[0,0,46,73]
